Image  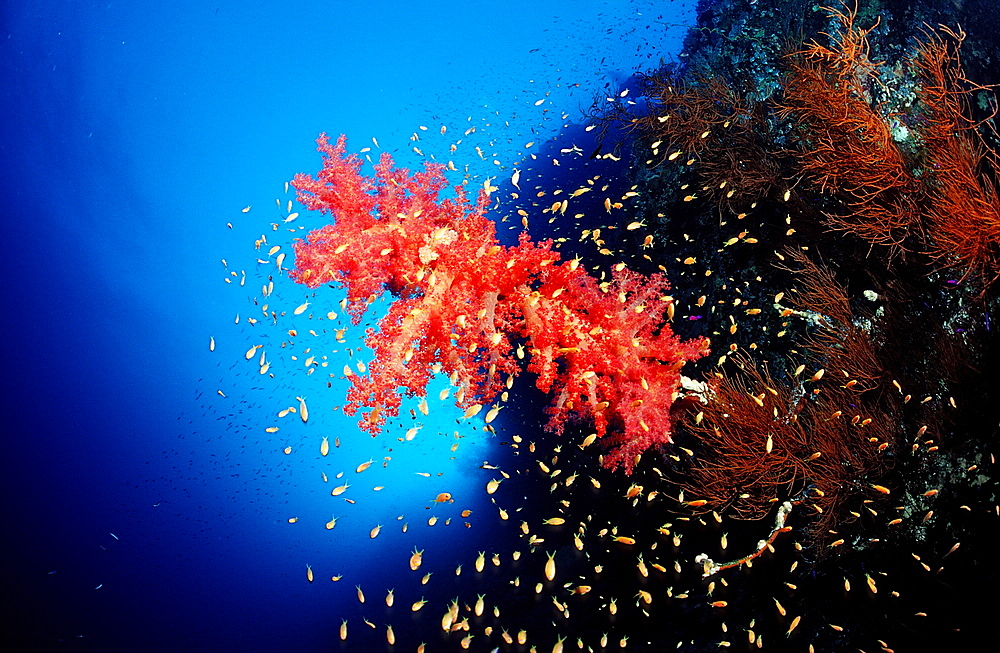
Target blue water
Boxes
[2,1,696,651]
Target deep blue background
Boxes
[1,2,694,651]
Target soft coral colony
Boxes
[290,133,709,473]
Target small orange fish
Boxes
[787,615,801,635]
[410,548,423,571]
[544,551,557,581]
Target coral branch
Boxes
[912,29,1000,285]
[681,251,893,543]
[777,4,920,251]
[696,501,794,577]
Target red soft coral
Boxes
[291,134,709,472]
